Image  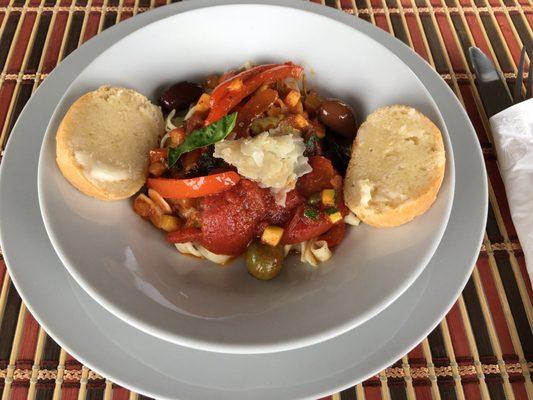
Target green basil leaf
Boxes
[168,112,237,168]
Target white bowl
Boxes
[38,4,454,354]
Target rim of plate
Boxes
[0,1,486,398]
[35,1,455,353]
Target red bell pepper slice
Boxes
[210,63,277,108]
[204,63,303,125]
[147,171,241,199]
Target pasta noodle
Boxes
[161,109,186,147]
[174,242,202,257]
[165,109,177,132]
[197,246,232,265]
[344,211,361,226]
[284,240,333,267]
[174,242,232,265]
[309,240,332,263]
[183,105,197,121]
[176,240,331,267]
[301,240,319,267]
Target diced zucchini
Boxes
[159,215,182,232]
[195,93,211,112]
[261,226,285,247]
[321,189,336,207]
[327,211,343,224]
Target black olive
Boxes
[318,99,358,139]
[159,81,203,113]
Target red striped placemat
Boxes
[0,0,531,399]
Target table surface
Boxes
[0,0,532,399]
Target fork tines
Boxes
[514,46,532,103]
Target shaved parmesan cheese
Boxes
[213,131,311,205]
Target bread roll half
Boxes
[56,86,164,200]
[343,105,445,227]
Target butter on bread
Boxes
[56,86,164,200]
[343,105,445,227]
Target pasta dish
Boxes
[132,62,360,280]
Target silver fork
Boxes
[513,46,533,103]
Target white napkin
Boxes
[489,98,533,285]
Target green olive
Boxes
[250,115,284,135]
[246,241,285,280]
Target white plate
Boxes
[36,2,454,353]
[0,1,486,399]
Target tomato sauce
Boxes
[166,156,347,255]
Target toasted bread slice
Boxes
[56,86,164,201]
[343,105,445,227]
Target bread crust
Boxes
[343,105,445,227]
[55,86,163,201]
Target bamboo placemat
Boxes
[0,0,531,398]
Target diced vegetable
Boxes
[295,114,308,128]
[282,114,308,131]
[261,226,284,247]
[149,213,163,229]
[147,171,241,199]
[167,113,237,168]
[227,78,243,91]
[169,128,186,147]
[133,194,157,218]
[327,210,343,224]
[303,91,323,113]
[284,90,301,108]
[195,93,211,113]
[181,149,203,172]
[148,161,166,177]
[267,106,285,117]
[321,189,336,207]
[158,215,182,232]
